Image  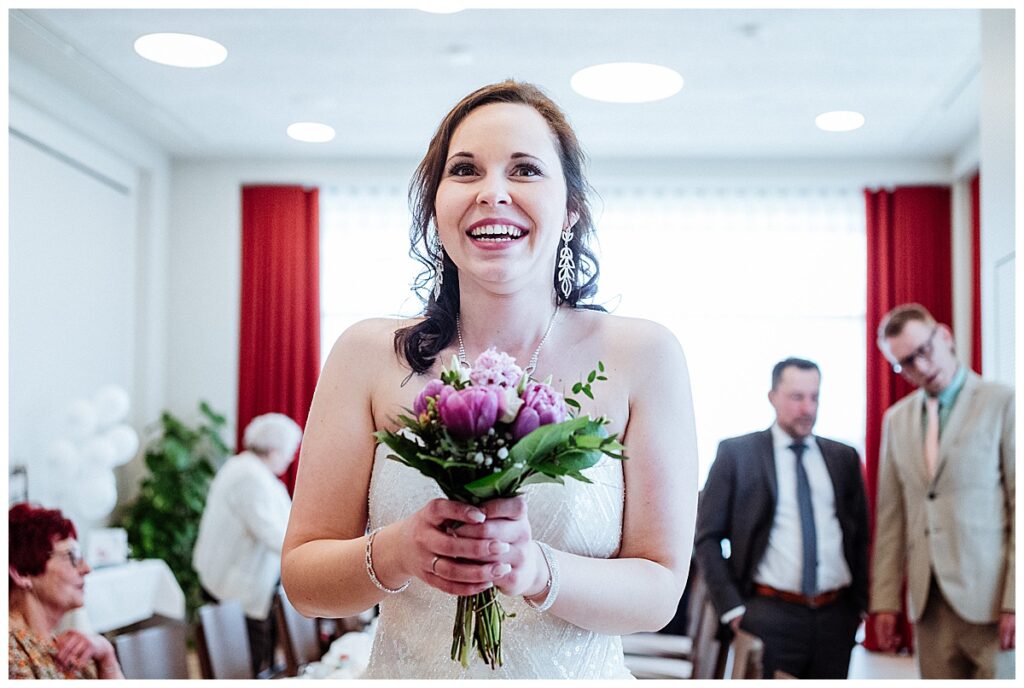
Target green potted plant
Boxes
[120,401,231,620]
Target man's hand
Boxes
[999,612,1015,650]
[873,612,899,652]
[729,615,743,633]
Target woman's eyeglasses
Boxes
[892,325,939,375]
[50,544,85,568]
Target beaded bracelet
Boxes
[524,541,559,612]
[364,527,410,594]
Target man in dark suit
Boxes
[694,357,869,679]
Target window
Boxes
[321,184,866,486]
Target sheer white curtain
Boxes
[320,184,866,486]
[593,185,866,484]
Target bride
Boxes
[282,80,698,679]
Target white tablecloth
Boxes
[60,559,185,634]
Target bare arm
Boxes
[281,320,396,617]
[532,320,698,633]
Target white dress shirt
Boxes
[192,451,292,620]
[722,424,852,624]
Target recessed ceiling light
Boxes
[133,32,227,68]
[570,63,683,104]
[815,110,865,132]
[287,122,336,143]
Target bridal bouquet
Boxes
[373,349,625,669]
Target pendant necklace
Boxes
[456,307,559,378]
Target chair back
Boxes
[690,598,725,679]
[275,586,322,676]
[113,621,190,679]
[725,629,765,679]
[195,600,254,679]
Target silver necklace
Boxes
[456,307,559,377]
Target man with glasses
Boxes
[871,303,1015,678]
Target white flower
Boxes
[498,386,524,423]
[474,452,485,465]
[497,447,509,460]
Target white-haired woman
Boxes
[193,412,302,676]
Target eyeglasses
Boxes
[50,544,85,568]
[892,325,939,374]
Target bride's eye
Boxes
[512,163,542,178]
[447,162,476,177]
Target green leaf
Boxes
[571,382,583,394]
[519,472,564,487]
[587,370,596,383]
[582,386,594,400]
[564,398,581,411]
[508,416,593,467]
[598,361,605,372]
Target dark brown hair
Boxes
[395,80,603,374]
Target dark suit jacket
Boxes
[694,428,869,621]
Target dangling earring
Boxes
[432,232,444,300]
[557,226,575,300]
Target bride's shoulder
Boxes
[324,316,424,366]
[576,309,683,353]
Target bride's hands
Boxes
[397,496,547,598]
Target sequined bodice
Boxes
[363,443,632,679]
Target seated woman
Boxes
[9,503,124,679]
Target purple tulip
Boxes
[512,406,541,440]
[437,386,500,439]
[512,382,567,440]
[413,379,446,416]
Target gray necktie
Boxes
[791,441,817,597]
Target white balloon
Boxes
[81,436,117,469]
[103,425,140,467]
[93,385,131,427]
[45,439,82,475]
[74,470,118,521]
[65,399,99,440]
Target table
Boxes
[60,559,185,634]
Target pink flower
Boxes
[470,348,523,389]
[512,382,567,440]
[437,386,500,439]
[413,379,446,417]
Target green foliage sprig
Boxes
[119,401,230,621]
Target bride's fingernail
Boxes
[489,541,510,554]
[467,510,485,523]
[493,563,512,576]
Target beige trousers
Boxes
[916,577,1014,679]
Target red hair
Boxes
[9,503,77,587]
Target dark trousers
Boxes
[201,586,278,676]
[739,593,861,679]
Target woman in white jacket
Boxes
[193,412,302,675]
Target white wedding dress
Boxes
[362,443,634,679]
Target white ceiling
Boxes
[9,8,981,161]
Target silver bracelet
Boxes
[524,541,559,612]
[364,527,410,594]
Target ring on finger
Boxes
[431,555,441,575]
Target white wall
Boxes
[8,57,172,525]
[979,10,1015,386]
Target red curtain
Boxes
[970,173,982,374]
[238,186,321,494]
[863,186,952,653]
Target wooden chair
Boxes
[275,586,322,676]
[113,620,190,679]
[195,599,254,679]
[724,629,765,679]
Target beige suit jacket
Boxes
[870,371,1015,623]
